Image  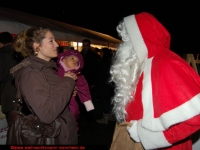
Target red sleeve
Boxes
[164,114,200,144]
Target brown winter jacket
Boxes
[10,55,78,145]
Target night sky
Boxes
[0,0,199,55]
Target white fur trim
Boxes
[124,15,148,64]
[142,58,155,130]
[127,120,140,142]
[84,100,94,111]
[137,120,171,149]
[142,58,200,131]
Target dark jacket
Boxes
[0,44,18,114]
[10,55,77,145]
[96,48,114,98]
[81,49,100,87]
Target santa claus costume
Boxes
[110,12,200,150]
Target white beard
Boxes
[110,41,141,122]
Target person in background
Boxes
[56,49,95,133]
[80,39,100,122]
[70,47,75,50]
[10,26,78,145]
[81,39,101,101]
[0,32,19,120]
[110,12,200,149]
[96,48,115,124]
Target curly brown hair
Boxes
[12,26,51,57]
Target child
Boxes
[56,50,95,131]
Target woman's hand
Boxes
[73,86,78,96]
[64,71,77,80]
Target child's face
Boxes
[62,55,79,69]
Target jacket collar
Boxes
[10,55,57,77]
[28,55,57,70]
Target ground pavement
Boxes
[77,99,116,150]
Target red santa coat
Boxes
[125,12,200,149]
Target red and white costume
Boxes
[125,12,200,149]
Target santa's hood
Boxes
[124,12,170,64]
[56,50,84,77]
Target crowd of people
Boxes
[1,11,200,149]
[0,27,116,145]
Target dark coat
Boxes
[81,49,101,100]
[10,55,78,145]
[81,49,100,87]
[96,48,114,98]
[0,44,19,114]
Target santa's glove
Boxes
[126,120,140,142]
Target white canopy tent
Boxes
[0,6,121,50]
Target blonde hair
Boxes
[12,26,51,57]
[110,20,141,123]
